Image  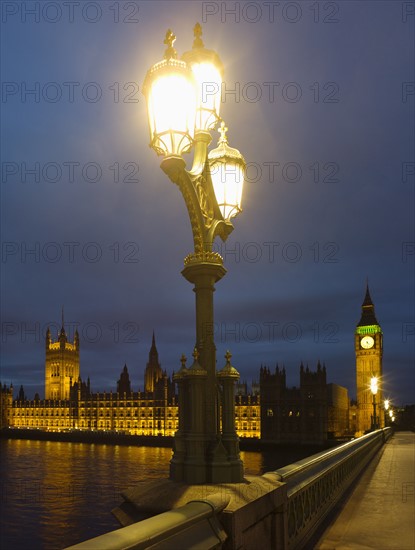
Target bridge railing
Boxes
[268,427,392,550]
[65,493,229,550]
[65,428,392,550]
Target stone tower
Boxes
[45,315,80,400]
[355,284,383,434]
[144,331,163,393]
[117,364,132,396]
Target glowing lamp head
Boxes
[143,29,197,157]
[370,377,378,395]
[181,23,224,132]
[208,121,246,221]
[384,399,390,410]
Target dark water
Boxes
[0,439,317,549]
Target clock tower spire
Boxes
[355,283,383,434]
[357,283,379,327]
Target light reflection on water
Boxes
[0,439,290,550]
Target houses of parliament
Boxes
[1,286,385,442]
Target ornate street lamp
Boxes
[181,22,224,133]
[143,29,197,157]
[370,376,378,430]
[209,121,245,220]
[143,24,246,484]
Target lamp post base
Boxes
[169,257,244,484]
[170,441,243,485]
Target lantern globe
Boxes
[182,23,224,132]
[208,122,246,221]
[143,30,197,157]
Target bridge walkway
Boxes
[315,431,415,550]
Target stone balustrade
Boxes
[65,428,392,550]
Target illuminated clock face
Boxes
[361,336,374,349]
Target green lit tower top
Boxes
[356,285,382,336]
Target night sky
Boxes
[1,1,414,405]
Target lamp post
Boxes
[384,399,390,427]
[143,24,246,484]
[370,376,378,430]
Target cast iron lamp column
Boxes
[384,399,390,427]
[370,377,378,430]
[143,25,245,484]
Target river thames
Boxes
[0,438,319,549]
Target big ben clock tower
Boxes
[355,284,383,434]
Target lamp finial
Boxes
[218,120,228,144]
[164,29,177,59]
[193,22,204,49]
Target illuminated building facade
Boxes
[1,383,13,429]
[355,285,383,434]
[4,327,351,441]
[45,322,80,400]
[235,394,260,437]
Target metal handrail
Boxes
[271,428,390,482]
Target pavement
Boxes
[315,431,415,550]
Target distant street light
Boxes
[143,24,246,484]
